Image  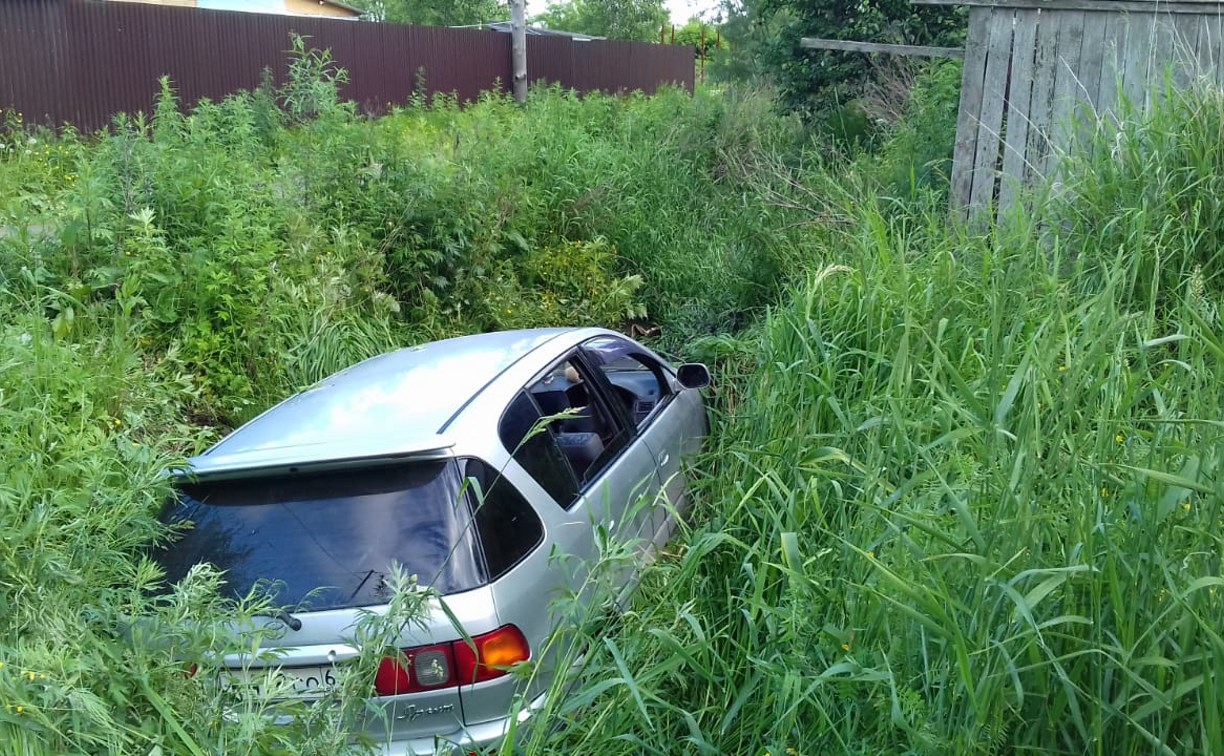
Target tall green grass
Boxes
[2,42,1223,755]
[533,86,1224,755]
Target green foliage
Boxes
[348,0,507,26]
[9,29,1223,756]
[526,82,1224,755]
[532,0,668,41]
[872,59,963,199]
[1051,83,1224,308]
[279,35,353,124]
[672,18,728,57]
[5,42,810,425]
[718,0,964,118]
[0,40,818,754]
[463,238,647,331]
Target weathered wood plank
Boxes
[913,0,1224,14]
[1170,12,1200,88]
[1215,6,1224,88]
[1121,12,1155,113]
[1025,8,1063,186]
[1215,6,1224,87]
[998,8,1040,223]
[950,6,994,216]
[1075,10,1110,114]
[1094,9,1125,121]
[969,8,1016,214]
[1071,8,1110,153]
[798,38,965,58]
[1146,12,1178,107]
[1193,11,1220,85]
[1047,10,1087,179]
[943,0,1224,225]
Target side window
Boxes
[581,336,673,429]
[526,356,630,489]
[464,459,544,580]
[498,391,579,507]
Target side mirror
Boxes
[676,363,711,390]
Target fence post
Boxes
[510,0,527,104]
[700,24,706,81]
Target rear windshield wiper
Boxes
[255,608,302,632]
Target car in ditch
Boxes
[153,327,710,754]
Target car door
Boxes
[579,336,699,548]
[499,352,662,586]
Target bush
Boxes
[873,59,962,199]
[0,41,823,754]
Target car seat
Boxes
[554,432,604,478]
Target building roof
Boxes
[188,329,573,475]
[308,0,363,15]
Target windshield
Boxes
[153,460,484,610]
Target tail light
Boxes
[452,625,532,684]
[374,625,530,697]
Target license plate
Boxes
[222,664,339,702]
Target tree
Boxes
[718,0,964,118]
[532,0,668,42]
[673,18,728,59]
[350,0,508,26]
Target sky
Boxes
[660,0,723,23]
[525,0,724,25]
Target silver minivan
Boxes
[155,327,709,754]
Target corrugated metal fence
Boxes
[0,0,695,131]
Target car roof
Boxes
[187,328,575,476]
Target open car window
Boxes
[581,336,673,428]
[525,356,630,489]
[499,390,581,508]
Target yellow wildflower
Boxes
[1057,365,1067,372]
[26,672,34,681]
[840,642,851,652]
[113,418,121,428]
[1115,434,1125,444]
[867,550,875,559]
[15,706,23,714]
[1182,502,1191,512]
[1100,487,1110,499]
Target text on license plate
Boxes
[223,665,338,701]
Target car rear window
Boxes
[464,459,544,580]
[154,460,484,610]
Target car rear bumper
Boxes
[379,688,548,755]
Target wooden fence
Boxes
[0,0,695,132]
[915,0,1224,221]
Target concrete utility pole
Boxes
[510,0,527,104]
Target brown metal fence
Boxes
[0,0,695,131]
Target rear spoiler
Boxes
[169,437,457,483]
